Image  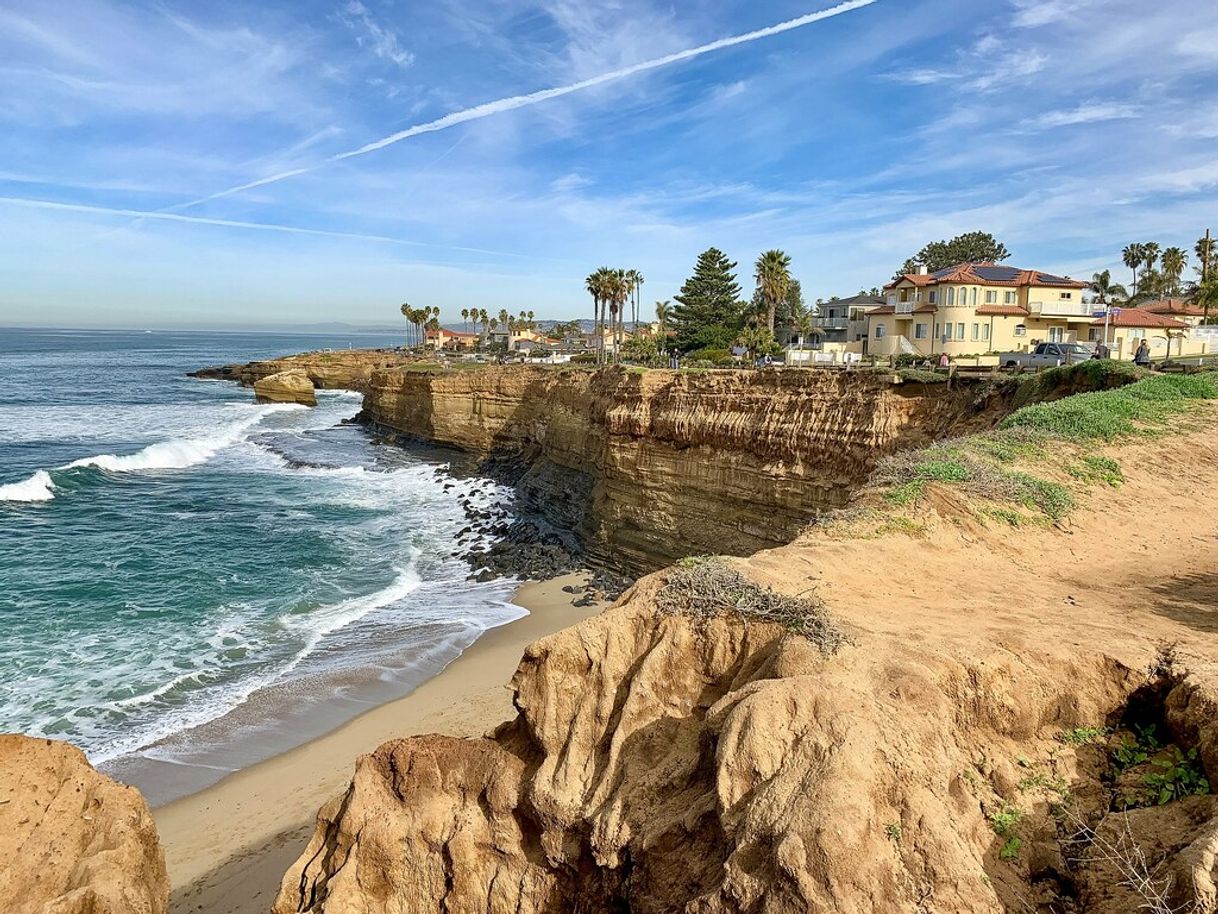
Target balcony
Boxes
[894,301,918,315]
[812,317,849,331]
[1028,300,1095,319]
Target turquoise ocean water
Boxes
[0,328,522,803]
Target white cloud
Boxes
[336,0,414,68]
[1022,101,1142,130]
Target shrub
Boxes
[686,347,732,363]
[569,353,597,364]
[655,556,847,654]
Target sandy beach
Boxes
[155,572,605,914]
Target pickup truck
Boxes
[999,342,1094,369]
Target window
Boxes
[928,291,938,304]
[915,322,928,339]
[934,322,941,339]
[1059,292,1073,300]
[985,290,997,304]
[982,324,990,341]
[957,322,965,340]
[875,325,886,339]
[1088,328,1101,341]
[1004,291,1017,304]
[1015,325,1027,336]
[888,294,897,305]
[1128,328,1145,339]
[970,287,978,306]
[946,287,955,306]
[1049,327,1065,342]
[971,323,980,341]
[942,322,952,340]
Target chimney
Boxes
[916,265,929,276]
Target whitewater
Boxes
[0,329,524,803]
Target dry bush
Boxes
[655,557,847,654]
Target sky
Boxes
[1,0,1216,329]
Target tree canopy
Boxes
[898,232,1011,276]
[670,247,745,352]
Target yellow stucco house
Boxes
[867,263,1090,357]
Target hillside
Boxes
[274,372,1218,914]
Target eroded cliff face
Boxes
[362,366,1005,571]
[275,418,1218,914]
[0,735,169,914]
[191,349,416,391]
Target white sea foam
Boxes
[0,469,56,502]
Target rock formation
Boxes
[0,735,169,914]
[361,366,1009,571]
[275,410,1218,914]
[254,368,318,407]
[191,348,417,392]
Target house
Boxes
[424,328,480,351]
[1141,299,1208,327]
[777,294,883,350]
[868,263,1090,357]
[1086,308,1190,359]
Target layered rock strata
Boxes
[254,368,317,406]
[361,366,1007,571]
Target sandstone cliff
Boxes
[0,735,169,914]
[361,366,1007,571]
[275,407,1218,914]
[254,368,318,407]
[191,349,417,392]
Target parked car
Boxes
[999,342,1094,369]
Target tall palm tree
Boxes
[461,307,469,333]
[1161,247,1187,296]
[1089,270,1128,306]
[1196,233,1215,282]
[1191,276,1218,325]
[1142,242,1161,279]
[399,302,412,347]
[1123,243,1146,296]
[585,271,602,362]
[527,310,535,329]
[755,250,793,333]
[654,300,671,345]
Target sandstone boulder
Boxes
[254,368,317,406]
[0,735,169,914]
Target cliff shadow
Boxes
[1144,571,1218,634]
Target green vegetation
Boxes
[898,231,1010,277]
[988,806,1022,860]
[670,248,746,352]
[1009,360,1147,410]
[1067,455,1124,487]
[1002,373,1218,440]
[884,822,903,842]
[656,556,847,653]
[1059,726,1107,746]
[1111,724,1210,808]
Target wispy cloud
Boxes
[178,0,881,208]
[1021,101,1142,130]
[335,0,414,68]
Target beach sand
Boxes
[155,572,605,914]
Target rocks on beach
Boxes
[253,369,317,407]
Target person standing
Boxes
[1134,339,1151,367]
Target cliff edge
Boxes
[0,735,169,914]
[275,386,1218,914]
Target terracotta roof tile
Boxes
[1089,308,1188,329]
[975,305,1030,316]
[1142,299,1206,317]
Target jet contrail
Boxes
[180,0,879,208]
[0,196,522,258]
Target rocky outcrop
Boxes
[0,735,169,914]
[275,413,1218,914]
[191,348,417,392]
[254,368,317,407]
[361,366,1008,571]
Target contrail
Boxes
[0,196,522,258]
[181,0,878,208]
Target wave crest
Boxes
[0,470,56,503]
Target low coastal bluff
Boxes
[0,735,169,914]
[190,348,416,392]
[360,365,1009,571]
[275,391,1218,914]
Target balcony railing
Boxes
[1028,301,1094,318]
[895,301,917,315]
[812,317,849,331]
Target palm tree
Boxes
[755,250,793,333]
[1196,233,1215,282]
[1191,276,1218,324]
[654,300,671,345]
[399,302,412,347]
[1161,247,1187,296]
[527,309,535,329]
[1123,243,1146,296]
[461,307,469,333]
[1089,270,1128,306]
[585,271,602,362]
[1142,242,1161,280]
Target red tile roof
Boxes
[1142,299,1206,318]
[1089,308,1188,329]
[885,263,1087,291]
[975,305,1030,316]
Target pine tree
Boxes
[670,248,745,352]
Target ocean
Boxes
[0,327,522,803]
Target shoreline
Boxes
[154,571,607,914]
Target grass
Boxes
[1001,373,1218,441]
[869,371,1218,526]
[655,556,847,654]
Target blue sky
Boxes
[1,0,1216,329]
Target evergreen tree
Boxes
[670,248,745,351]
